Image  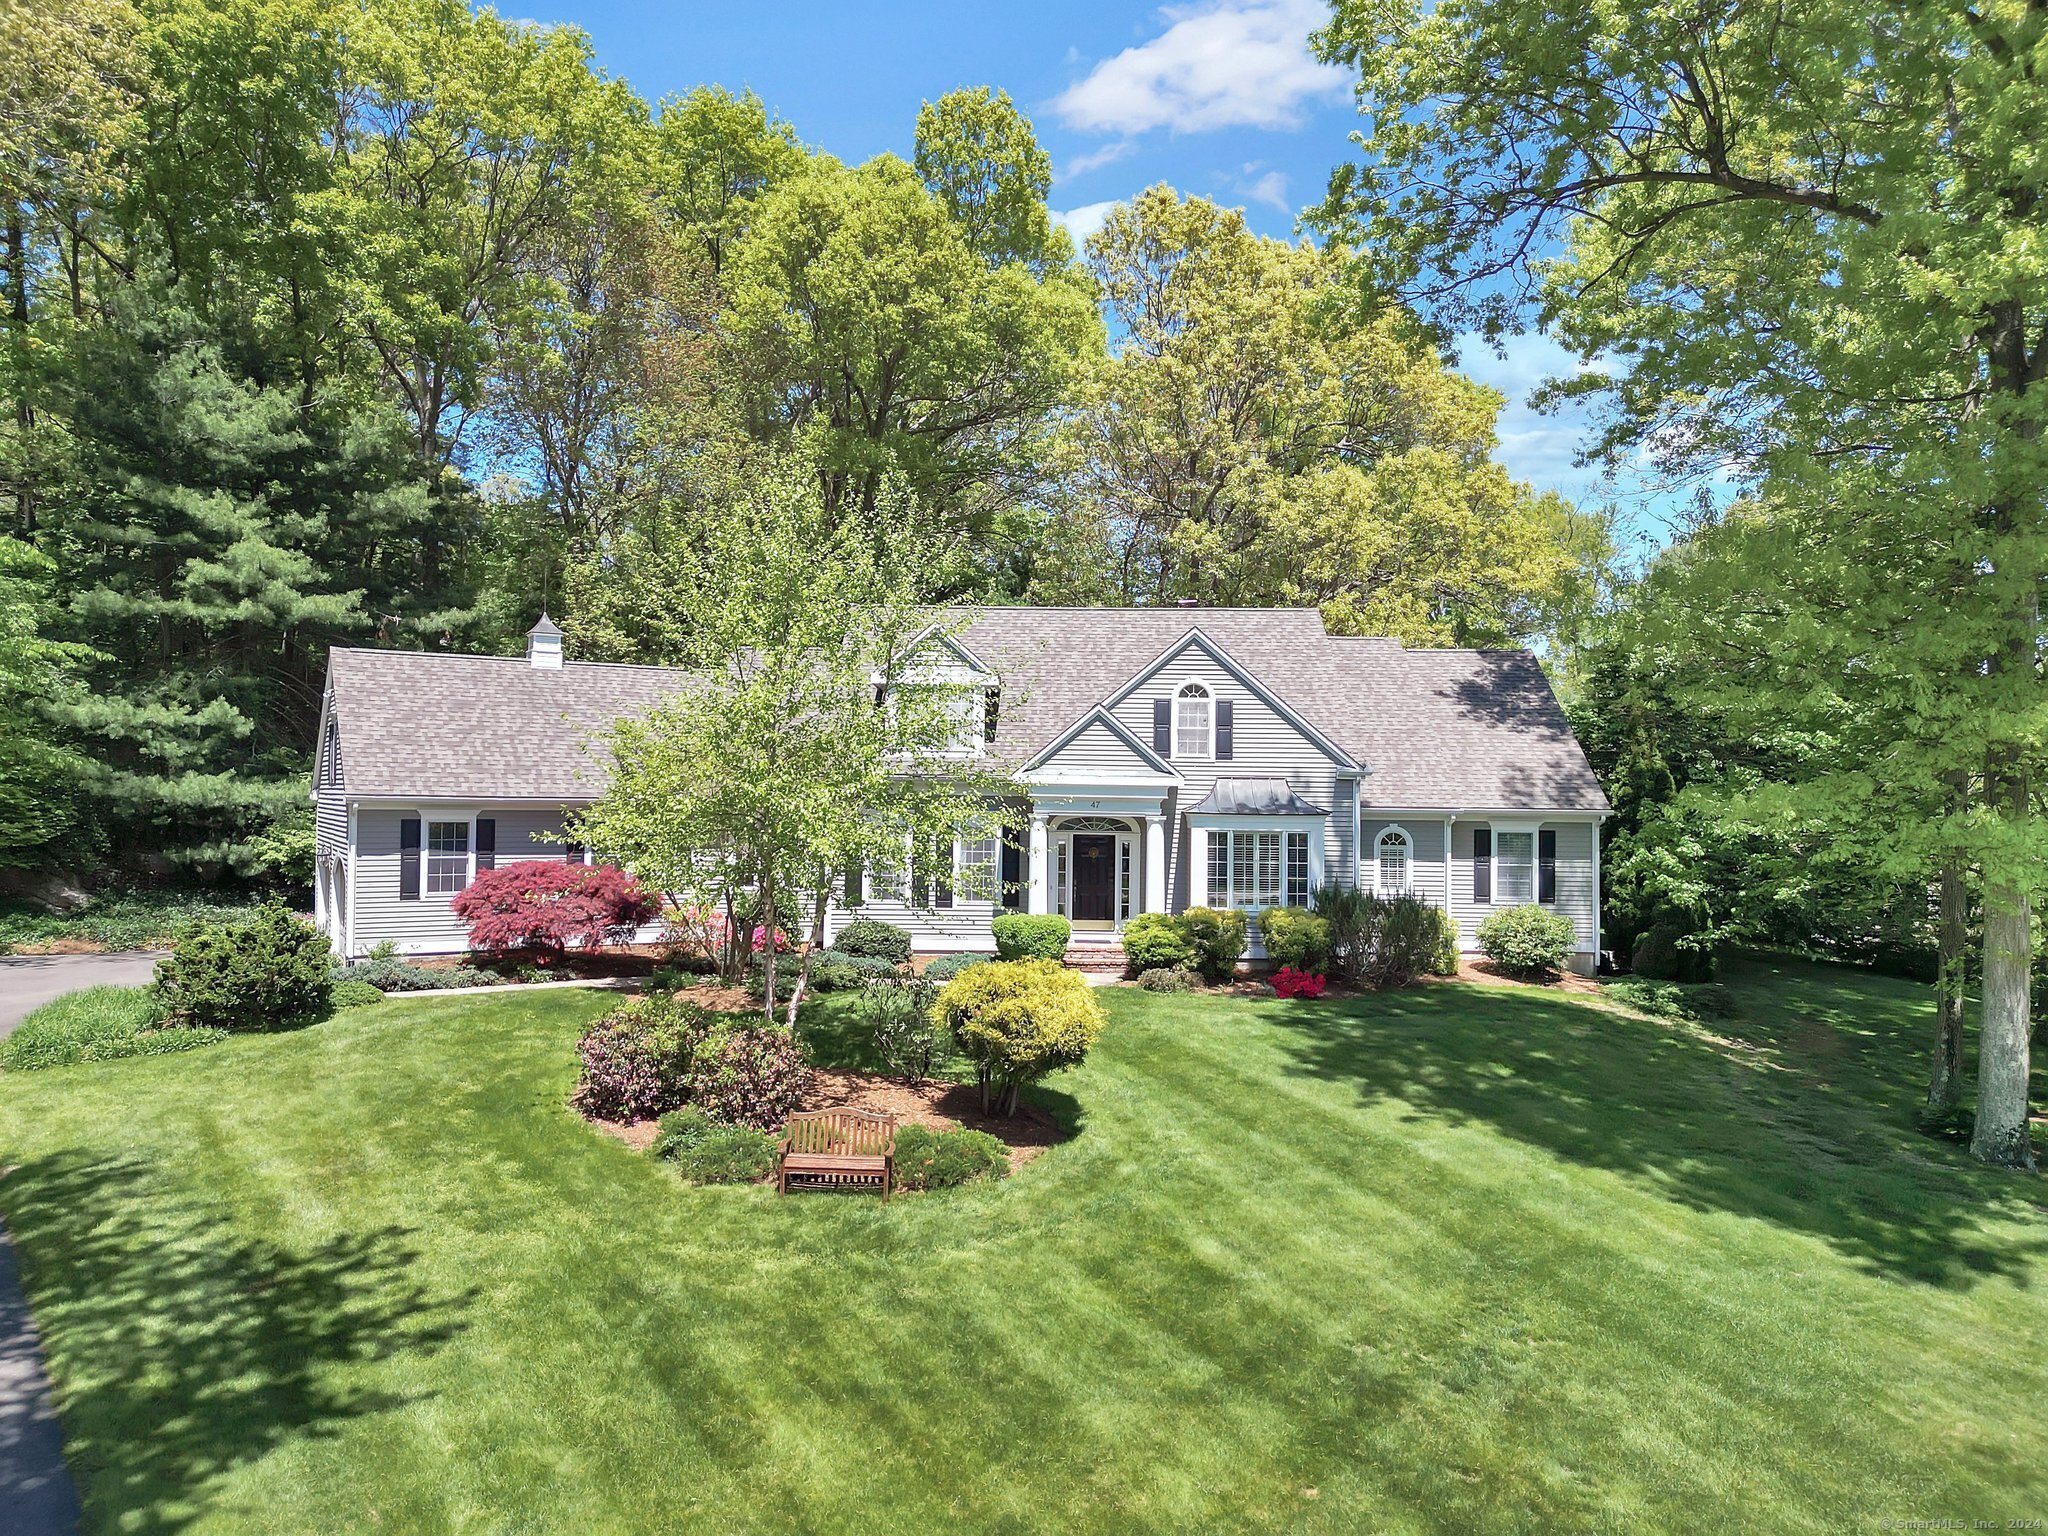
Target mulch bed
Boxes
[1440,957,1603,995]
[587,1067,1064,1173]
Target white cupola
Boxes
[526,613,564,669]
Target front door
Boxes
[1071,834,1117,925]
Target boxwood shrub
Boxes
[893,1124,1010,1190]
[330,979,386,1009]
[1477,904,1580,978]
[1122,912,1196,972]
[990,913,1071,962]
[1258,906,1331,974]
[831,918,914,966]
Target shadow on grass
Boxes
[1,1152,470,1533]
[1266,963,2047,1288]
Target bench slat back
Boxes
[785,1108,896,1157]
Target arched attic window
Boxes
[1174,681,1212,759]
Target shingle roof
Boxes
[325,608,1610,813]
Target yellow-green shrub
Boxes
[932,958,1106,1115]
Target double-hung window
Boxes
[425,820,470,894]
[1494,830,1536,904]
[1174,682,1212,759]
[1209,829,1311,909]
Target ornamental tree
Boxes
[451,860,662,959]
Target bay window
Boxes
[1203,827,1315,909]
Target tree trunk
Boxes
[783,881,832,1029]
[1926,824,1968,1122]
[758,869,779,1023]
[1971,756,2035,1169]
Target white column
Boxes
[1144,814,1167,914]
[1027,813,1049,915]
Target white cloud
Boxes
[1225,164,1292,216]
[1052,0,1348,135]
[1052,199,1123,248]
[1062,139,1139,181]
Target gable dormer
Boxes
[1101,629,1358,773]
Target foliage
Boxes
[1270,968,1328,1000]
[920,952,991,984]
[652,1108,779,1185]
[450,861,662,958]
[151,904,334,1032]
[933,958,1106,1115]
[329,980,385,1010]
[1311,0,2047,1168]
[1309,881,1456,987]
[0,984,233,1073]
[831,919,914,966]
[808,951,899,993]
[0,891,272,954]
[892,1124,1009,1192]
[1604,980,1736,1024]
[686,1024,814,1131]
[1068,187,1609,638]
[330,958,497,992]
[1631,924,1718,985]
[1178,907,1248,982]
[1136,966,1198,993]
[855,978,943,1084]
[571,453,1012,1021]
[1476,905,1580,979]
[1121,912,1198,973]
[991,913,1071,962]
[569,998,720,1122]
[0,538,97,871]
[1258,907,1331,974]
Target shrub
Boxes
[1606,978,1737,1022]
[153,903,334,1032]
[893,1124,1010,1191]
[934,958,1107,1115]
[1179,906,1248,981]
[1477,904,1581,978]
[1258,906,1331,973]
[0,985,229,1071]
[569,997,719,1121]
[687,1024,814,1130]
[654,1109,779,1185]
[1632,923,1718,983]
[1369,897,1460,987]
[1122,912,1197,972]
[832,918,914,965]
[1136,965,1198,993]
[1271,967,1327,999]
[330,979,385,1009]
[808,951,898,993]
[451,861,662,959]
[332,957,498,992]
[991,913,1071,962]
[921,951,992,983]
[856,978,943,1083]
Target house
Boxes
[313,607,1612,972]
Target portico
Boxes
[1023,784,1173,930]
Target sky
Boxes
[507,0,1683,547]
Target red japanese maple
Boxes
[452,861,663,958]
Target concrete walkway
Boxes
[0,951,163,1037]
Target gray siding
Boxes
[315,791,348,859]
[1359,816,1446,908]
[1106,646,1357,905]
[1034,718,1159,779]
[1446,817,1599,972]
[349,804,583,954]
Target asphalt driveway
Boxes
[0,952,163,1037]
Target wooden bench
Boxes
[777,1109,897,1200]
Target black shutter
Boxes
[475,818,496,872]
[1472,827,1492,904]
[933,836,954,909]
[399,817,422,901]
[1538,829,1557,903]
[564,839,584,865]
[845,858,864,906]
[1152,697,1171,754]
[1215,699,1234,760]
[1000,829,1023,910]
[984,687,1000,744]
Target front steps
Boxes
[1062,944,1128,974]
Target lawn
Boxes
[0,957,2042,1533]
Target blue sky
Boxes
[510,0,1678,547]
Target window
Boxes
[1208,829,1311,909]
[1119,837,1133,921]
[1495,830,1536,904]
[1174,682,1212,759]
[425,820,470,895]
[959,834,999,901]
[1376,827,1410,895]
[1055,838,1069,916]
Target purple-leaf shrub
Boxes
[688,1025,815,1130]
[570,998,719,1122]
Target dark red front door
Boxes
[1072,834,1116,922]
